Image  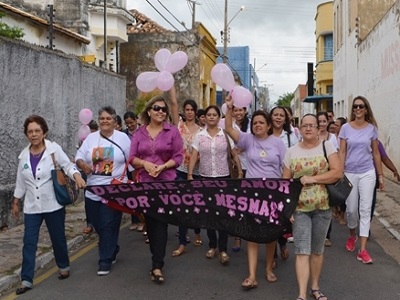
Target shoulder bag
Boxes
[322,141,353,207]
[50,153,79,205]
[223,131,242,179]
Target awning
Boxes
[303,95,333,103]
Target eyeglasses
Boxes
[300,124,318,129]
[151,105,168,113]
[353,104,366,109]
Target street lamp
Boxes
[223,3,245,64]
[222,1,244,99]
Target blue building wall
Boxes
[216,46,251,105]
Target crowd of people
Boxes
[11,93,399,299]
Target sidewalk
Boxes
[0,179,399,295]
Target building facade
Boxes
[333,0,400,176]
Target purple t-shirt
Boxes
[30,152,44,178]
[129,122,183,182]
[339,123,378,173]
[236,132,287,178]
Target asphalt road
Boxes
[4,220,400,300]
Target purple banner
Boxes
[86,178,301,243]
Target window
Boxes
[324,34,333,61]
[327,85,333,94]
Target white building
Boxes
[333,0,400,174]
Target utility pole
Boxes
[47,5,55,49]
[103,0,107,69]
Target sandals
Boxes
[232,237,241,252]
[206,248,216,259]
[15,285,31,295]
[58,271,70,280]
[241,278,257,290]
[265,272,277,283]
[280,245,289,260]
[137,223,145,232]
[172,245,186,257]
[194,239,203,246]
[219,251,230,265]
[310,289,328,300]
[150,269,164,284]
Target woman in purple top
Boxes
[129,95,183,283]
[339,96,383,264]
[224,97,287,289]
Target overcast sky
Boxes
[126,0,327,103]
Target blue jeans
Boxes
[86,198,122,268]
[21,208,69,287]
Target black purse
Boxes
[322,141,353,207]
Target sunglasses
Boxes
[353,104,366,109]
[151,105,168,113]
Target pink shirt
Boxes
[129,122,183,182]
[192,128,234,177]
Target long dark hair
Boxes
[269,106,292,135]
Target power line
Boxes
[156,0,190,31]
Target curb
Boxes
[374,212,400,241]
[0,235,86,295]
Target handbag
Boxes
[223,131,242,179]
[322,141,353,207]
[50,153,79,206]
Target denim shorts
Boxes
[293,209,332,255]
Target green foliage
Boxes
[0,12,25,39]
[275,92,294,107]
[132,91,158,116]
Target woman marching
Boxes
[283,113,342,300]
[224,97,287,289]
[12,115,86,295]
[339,96,383,263]
[129,95,183,283]
[188,105,242,265]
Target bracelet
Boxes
[188,173,193,176]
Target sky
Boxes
[126,0,327,103]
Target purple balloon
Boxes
[231,86,252,108]
[211,63,235,91]
[165,51,188,73]
[154,48,171,72]
[77,125,91,141]
[78,108,93,125]
[136,72,159,92]
[157,71,174,91]
[221,103,228,115]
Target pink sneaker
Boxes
[345,235,358,252]
[357,249,373,264]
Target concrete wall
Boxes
[333,0,400,178]
[0,36,126,228]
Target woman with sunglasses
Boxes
[130,95,183,283]
[339,96,383,264]
[224,97,287,289]
[283,114,342,300]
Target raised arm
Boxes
[224,95,240,143]
[167,85,180,126]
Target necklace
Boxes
[31,148,45,158]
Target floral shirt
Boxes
[283,141,336,212]
[176,120,201,174]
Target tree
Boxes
[275,92,294,107]
[0,12,24,39]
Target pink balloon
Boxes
[165,51,188,73]
[136,72,159,92]
[232,86,252,108]
[218,118,225,129]
[157,71,174,91]
[78,125,91,141]
[78,108,93,125]
[154,48,171,72]
[211,63,235,91]
[221,103,227,115]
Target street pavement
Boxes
[0,180,400,299]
